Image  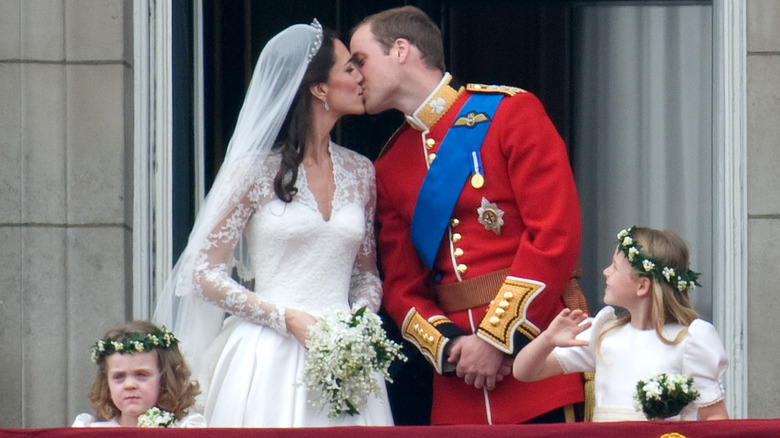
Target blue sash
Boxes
[410,93,503,268]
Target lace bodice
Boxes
[192,143,381,335]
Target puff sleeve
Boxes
[683,319,728,407]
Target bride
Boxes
[154,20,393,427]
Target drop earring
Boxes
[324,100,330,111]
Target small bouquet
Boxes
[634,373,700,420]
[303,307,406,418]
[137,407,177,428]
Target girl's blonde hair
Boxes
[88,320,200,420]
[597,227,700,353]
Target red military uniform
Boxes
[375,74,584,424]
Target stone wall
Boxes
[0,0,133,427]
[746,0,780,420]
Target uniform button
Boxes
[503,291,514,300]
[495,308,505,317]
[489,316,500,326]
[450,218,460,227]
[425,138,436,148]
[452,233,462,243]
[453,248,464,258]
[499,300,510,309]
[428,153,436,164]
[457,264,467,274]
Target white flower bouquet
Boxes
[634,373,700,420]
[303,307,406,418]
[137,407,176,427]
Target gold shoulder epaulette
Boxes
[466,83,526,96]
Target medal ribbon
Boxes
[411,93,503,269]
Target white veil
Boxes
[153,20,324,377]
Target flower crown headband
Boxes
[616,227,701,293]
[91,326,179,363]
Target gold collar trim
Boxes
[406,73,462,131]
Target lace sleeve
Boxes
[192,182,287,335]
[348,160,382,313]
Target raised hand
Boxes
[544,308,592,347]
[511,308,591,382]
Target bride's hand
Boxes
[285,308,318,347]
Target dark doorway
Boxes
[202,0,571,185]
[198,0,571,426]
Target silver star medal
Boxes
[477,197,504,235]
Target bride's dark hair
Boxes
[272,28,337,202]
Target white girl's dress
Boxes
[553,306,728,421]
[193,144,393,427]
[71,413,207,427]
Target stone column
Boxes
[747,0,780,420]
[0,0,133,427]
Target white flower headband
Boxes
[91,326,179,362]
[616,227,700,293]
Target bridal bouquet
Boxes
[303,307,406,418]
[634,373,700,420]
[137,407,177,427]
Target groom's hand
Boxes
[447,335,510,390]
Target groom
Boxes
[351,6,586,424]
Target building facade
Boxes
[0,0,778,427]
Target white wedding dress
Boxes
[193,142,393,427]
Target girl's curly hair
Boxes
[88,320,200,420]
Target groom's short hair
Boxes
[354,6,445,73]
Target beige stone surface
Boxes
[21,227,68,427]
[746,55,780,216]
[0,0,20,59]
[22,64,67,223]
[21,0,65,61]
[0,227,23,426]
[66,226,131,423]
[66,64,129,225]
[747,0,780,52]
[65,0,130,63]
[748,218,780,418]
[0,0,133,427]
[0,62,22,224]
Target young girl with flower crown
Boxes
[72,321,206,428]
[513,226,729,421]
